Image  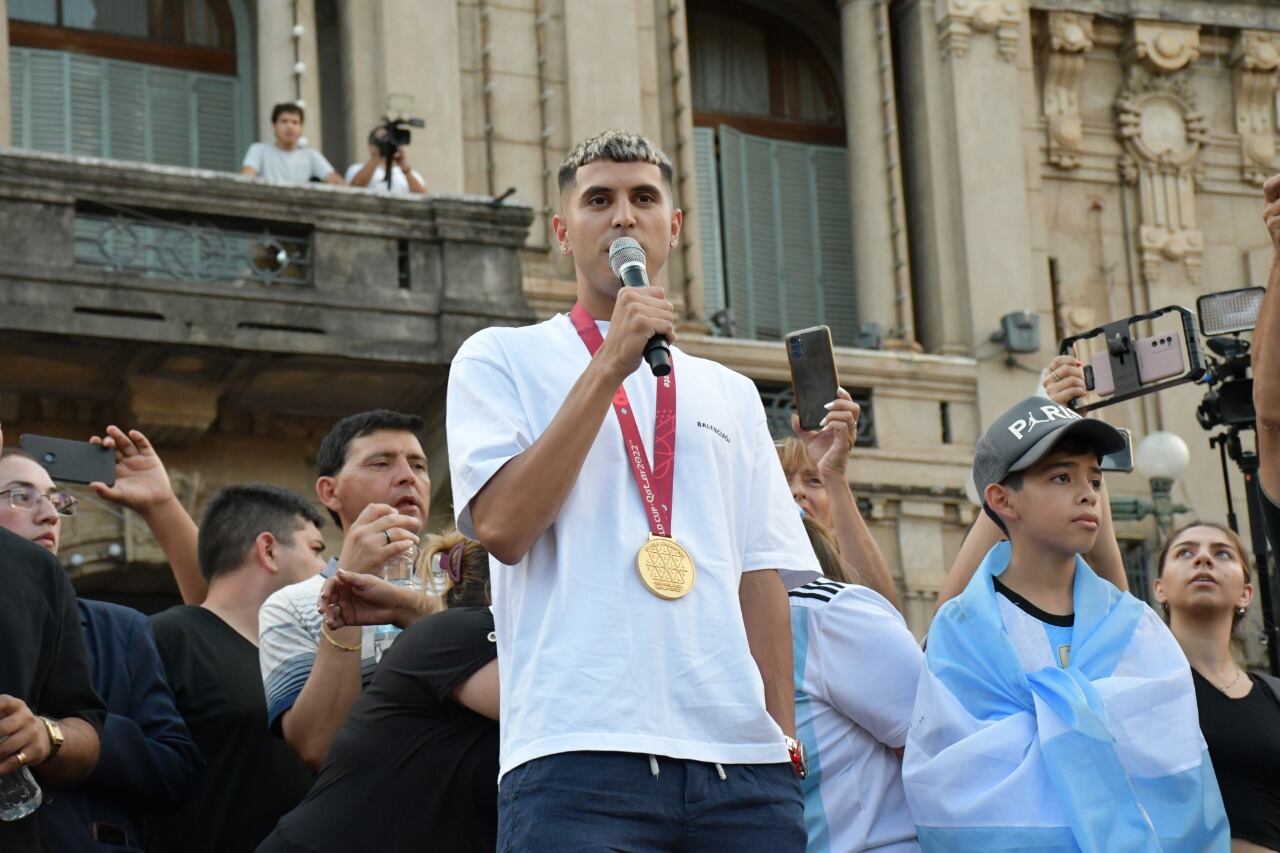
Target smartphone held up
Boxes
[19,434,115,487]
[786,326,839,432]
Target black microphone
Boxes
[609,237,671,377]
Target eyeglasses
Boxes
[0,487,78,517]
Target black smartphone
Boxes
[91,822,129,845]
[785,325,839,432]
[1100,427,1134,473]
[20,434,115,486]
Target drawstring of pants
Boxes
[647,754,728,781]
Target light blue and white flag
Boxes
[903,542,1228,852]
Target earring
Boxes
[1236,607,1247,617]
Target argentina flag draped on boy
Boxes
[903,540,1228,852]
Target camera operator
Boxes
[1254,173,1280,549]
[345,126,427,195]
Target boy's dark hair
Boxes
[197,484,324,582]
[314,410,426,525]
[557,129,674,193]
[984,434,1104,536]
[271,102,304,124]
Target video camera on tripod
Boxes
[373,94,425,190]
[1195,288,1270,430]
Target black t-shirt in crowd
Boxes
[0,527,106,852]
[259,606,499,853]
[146,605,312,853]
[1192,669,1280,850]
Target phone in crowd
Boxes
[1088,333,1185,398]
[785,325,839,432]
[1100,426,1134,473]
[91,822,129,846]
[19,434,115,486]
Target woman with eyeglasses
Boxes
[0,449,201,852]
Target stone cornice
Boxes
[0,151,535,247]
[677,333,979,398]
[1029,0,1280,31]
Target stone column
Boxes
[937,0,1040,420]
[256,0,322,143]
[841,0,912,347]
[0,0,10,147]
[378,0,466,194]
[563,0,644,140]
[890,0,969,355]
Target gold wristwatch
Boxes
[41,717,64,760]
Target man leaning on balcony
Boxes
[241,103,344,186]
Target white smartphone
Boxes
[1090,334,1185,397]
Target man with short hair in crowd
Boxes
[345,125,428,194]
[0,446,200,851]
[0,425,105,851]
[258,410,431,770]
[147,484,324,853]
[448,130,819,850]
[241,102,343,186]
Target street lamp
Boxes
[1112,431,1192,539]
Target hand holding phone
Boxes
[20,435,116,487]
[786,326,839,432]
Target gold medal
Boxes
[636,534,696,600]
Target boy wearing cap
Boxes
[902,397,1228,852]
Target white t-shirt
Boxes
[343,162,425,193]
[448,313,821,778]
[790,580,922,853]
[242,142,335,184]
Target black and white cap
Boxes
[972,396,1126,501]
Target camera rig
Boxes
[374,114,425,190]
[1058,305,1205,413]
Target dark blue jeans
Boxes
[497,751,805,853]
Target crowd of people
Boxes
[2,128,1279,852]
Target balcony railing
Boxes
[0,149,535,364]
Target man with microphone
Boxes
[447,130,819,851]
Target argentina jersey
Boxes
[789,579,923,852]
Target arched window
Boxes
[689,1,858,346]
[689,1,843,145]
[9,0,236,74]
[8,0,248,171]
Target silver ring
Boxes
[383,530,392,545]
[1052,371,1059,381]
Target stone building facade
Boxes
[1,0,1278,656]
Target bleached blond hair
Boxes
[557,129,674,192]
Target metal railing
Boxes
[758,382,875,447]
[75,209,313,287]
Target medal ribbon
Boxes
[569,303,676,538]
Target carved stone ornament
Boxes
[937,0,1022,62]
[1043,12,1094,169]
[1231,30,1280,186]
[1115,68,1208,287]
[1123,21,1200,73]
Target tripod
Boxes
[1210,425,1280,676]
